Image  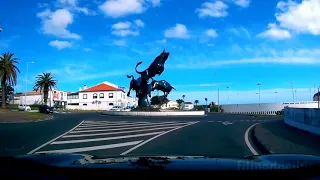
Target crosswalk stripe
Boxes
[82,121,151,126]
[77,122,189,130]
[52,131,164,145]
[35,141,143,154]
[70,122,191,134]
[62,126,180,138]
[80,122,151,127]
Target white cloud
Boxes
[111,20,143,36]
[275,0,320,35]
[37,8,81,39]
[164,24,190,39]
[83,48,91,51]
[205,29,218,37]
[134,19,145,27]
[196,1,228,18]
[147,0,160,6]
[57,0,95,15]
[229,27,251,38]
[231,44,242,52]
[156,38,167,44]
[114,39,127,46]
[112,21,132,29]
[168,47,320,69]
[232,0,250,8]
[99,0,145,18]
[49,40,72,50]
[257,23,291,40]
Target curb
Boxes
[250,123,272,155]
[0,115,54,124]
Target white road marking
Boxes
[79,122,151,127]
[70,122,190,134]
[120,121,199,155]
[222,121,233,125]
[82,121,151,126]
[27,120,85,154]
[77,121,185,130]
[217,121,222,122]
[244,123,259,155]
[35,141,143,154]
[62,126,180,138]
[52,131,164,145]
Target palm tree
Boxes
[194,100,199,105]
[205,98,208,106]
[33,72,57,105]
[182,95,185,100]
[0,52,20,109]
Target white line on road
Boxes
[51,131,164,145]
[82,121,151,126]
[70,122,190,134]
[79,122,151,127]
[77,121,185,130]
[244,123,259,156]
[35,141,143,154]
[27,120,85,154]
[120,121,200,155]
[62,126,180,138]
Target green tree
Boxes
[150,96,161,105]
[182,95,185,100]
[194,100,199,105]
[33,72,57,105]
[0,84,14,102]
[0,52,20,108]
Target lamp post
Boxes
[214,73,220,112]
[295,90,297,102]
[309,88,312,101]
[257,83,261,103]
[275,91,278,102]
[290,82,294,102]
[25,61,34,106]
[226,86,230,104]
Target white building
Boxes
[19,89,68,107]
[161,100,179,109]
[67,82,137,110]
[183,102,194,110]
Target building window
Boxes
[99,93,104,98]
[109,103,114,106]
[83,104,87,106]
[109,93,113,98]
[83,94,87,99]
[93,93,97,99]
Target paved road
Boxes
[0,113,279,157]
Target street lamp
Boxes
[25,61,34,106]
[226,86,230,104]
[214,73,220,112]
[309,88,312,101]
[290,82,294,102]
[275,91,278,102]
[257,83,261,103]
[294,90,297,102]
[256,93,259,103]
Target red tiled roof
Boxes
[80,83,117,92]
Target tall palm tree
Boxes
[0,52,20,109]
[194,100,199,105]
[33,72,57,105]
[182,95,185,100]
[205,98,208,106]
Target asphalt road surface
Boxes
[0,113,280,157]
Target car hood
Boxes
[15,153,320,170]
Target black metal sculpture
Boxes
[127,49,174,107]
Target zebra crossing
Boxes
[29,120,198,156]
[208,119,270,123]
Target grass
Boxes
[0,110,50,122]
[18,112,50,121]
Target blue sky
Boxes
[1,0,320,104]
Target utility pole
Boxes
[25,62,34,106]
[226,86,230,104]
[275,91,278,102]
[257,83,261,103]
[215,74,220,112]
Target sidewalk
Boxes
[254,120,320,156]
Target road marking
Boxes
[208,121,214,123]
[27,120,85,154]
[82,121,151,126]
[52,131,164,145]
[79,122,151,127]
[62,126,180,138]
[77,121,185,130]
[222,121,233,125]
[120,121,199,155]
[70,122,190,134]
[244,123,259,156]
[240,120,244,122]
[35,141,142,154]
[217,121,222,123]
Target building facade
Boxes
[19,89,68,107]
[66,82,138,110]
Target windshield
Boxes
[1,0,320,163]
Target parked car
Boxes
[123,106,132,111]
[110,106,122,111]
[39,105,54,114]
[18,104,31,111]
